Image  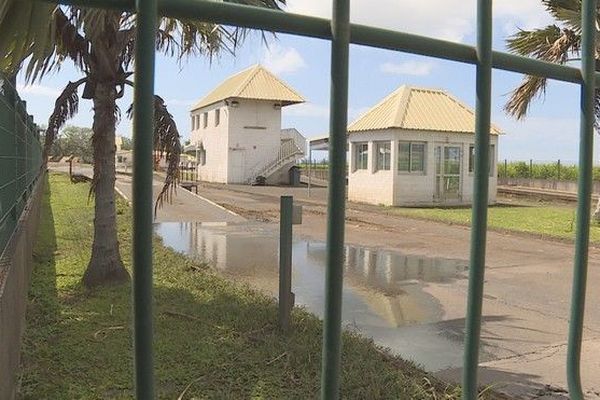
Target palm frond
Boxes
[156,0,286,60]
[44,77,87,158]
[0,0,57,79]
[505,25,580,119]
[126,96,182,214]
[542,0,584,32]
[505,76,548,119]
[153,96,182,213]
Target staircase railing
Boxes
[246,136,305,184]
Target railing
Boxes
[0,75,43,255]
[42,0,598,399]
[281,128,307,154]
[246,136,305,183]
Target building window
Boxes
[215,109,220,126]
[354,142,369,170]
[203,112,208,128]
[468,144,495,176]
[375,141,391,171]
[198,145,206,166]
[191,115,195,130]
[398,141,425,173]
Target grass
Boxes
[387,199,600,243]
[18,173,498,399]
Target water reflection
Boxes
[155,222,471,371]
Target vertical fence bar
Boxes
[132,0,157,397]
[567,0,596,398]
[462,0,492,398]
[320,0,350,398]
[278,195,293,333]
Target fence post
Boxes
[504,159,507,179]
[132,0,158,396]
[322,0,350,397]
[529,159,533,179]
[558,159,561,181]
[279,196,293,333]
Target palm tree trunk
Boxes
[82,81,130,287]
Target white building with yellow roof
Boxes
[347,85,501,206]
[189,65,306,184]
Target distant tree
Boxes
[120,136,132,151]
[52,126,94,163]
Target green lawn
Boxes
[388,200,599,243]
[19,173,500,399]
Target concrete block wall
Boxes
[192,99,282,184]
[0,174,45,400]
[192,101,230,183]
[227,99,281,184]
[348,129,498,206]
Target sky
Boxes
[16,0,596,164]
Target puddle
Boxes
[155,222,474,371]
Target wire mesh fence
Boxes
[0,75,43,255]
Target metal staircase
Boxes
[247,129,306,184]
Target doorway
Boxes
[435,145,462,201]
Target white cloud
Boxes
[380,61,434,76]
[16,83,61,98]
[286,0,551,43]
[263,44,307,75]
[285,103,329,118]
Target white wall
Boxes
[348,134,395,205]
[190,99,282,184]
[348,129,499,206]
[226,99,281,184]
[191,101,229,183]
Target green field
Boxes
[19,173,503,399]
[389,199,599,243]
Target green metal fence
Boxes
[0,75,43,255]
[41,0,597,399]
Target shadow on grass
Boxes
[18,176,60,395]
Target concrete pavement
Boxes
[195,182,600,400]
[49,163,244,223]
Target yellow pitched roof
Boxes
[191,65,305,111]
[348,85,501,135]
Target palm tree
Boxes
[504,0,600,218]
[504,0,586,118]
[0,0,285,287]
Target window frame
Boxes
[375,141,391,171]
[468,144,495,177]
[354,142,369,171]
[398,141,426,174]
[203,112,208,129]
[215,109,220,126]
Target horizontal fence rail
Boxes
[0,75,43,255]
[47,0,600,86]
[38,0,598,399]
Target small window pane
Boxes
[468,145,494,175]
[215,109,220,126]
[398,142,410,172]
[411,143,425,172]
[355,143,368,170]
[489,144,495,177]
[469,145,475,173]
[376,141,391,171]
[203,112,208,128]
